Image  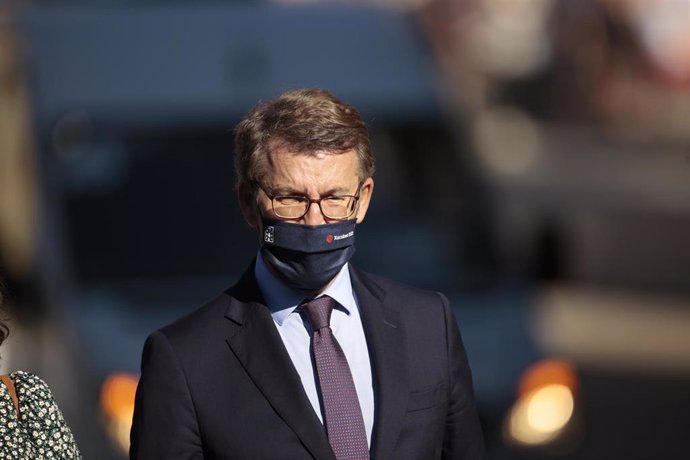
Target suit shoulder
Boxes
[353,268,447,305]
[156,292,231,344]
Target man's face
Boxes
[240,146,374,228]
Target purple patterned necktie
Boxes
[302,296,370,460]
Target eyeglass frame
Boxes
[255,181,364,221]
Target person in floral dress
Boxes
[0,290,81,459]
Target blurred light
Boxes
[100,373,139,455]
[629,0,690,82]
[474,106,543,176]
[518,358,578,396]
[507,384,574,445]
[526,384,574,432]
[465,0,554,78]
[505,359,578,447]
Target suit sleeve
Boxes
[439,293,486,460]
[130,330,203,460]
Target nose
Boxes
[302,201,327,226]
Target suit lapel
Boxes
[350,267,409,460]
[224,266,335,460]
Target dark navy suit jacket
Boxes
[130,264,485,459]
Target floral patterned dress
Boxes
[0,371,81,459]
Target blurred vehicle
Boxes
[0,1,687,459]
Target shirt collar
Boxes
[255,252,354,326]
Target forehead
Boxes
[264,147,360,188]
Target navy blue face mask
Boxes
[259,217,356,292]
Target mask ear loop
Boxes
[256,203,273,245]
[253,180,272,240]
[255,199,269,244]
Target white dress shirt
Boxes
[255,254,375,447]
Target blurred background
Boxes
[0,0,689,458]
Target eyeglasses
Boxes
[257,183,362,220]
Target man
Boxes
[130,88,485,459]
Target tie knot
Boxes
[301,296,335,331]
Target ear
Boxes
[238,183,259,230]
[354,177,374,224]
